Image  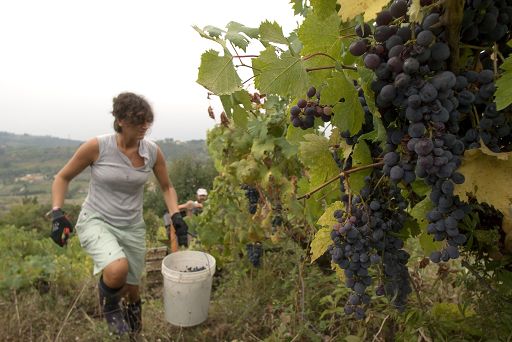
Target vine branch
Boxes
[443,0,464,72]
[297,161,384,200]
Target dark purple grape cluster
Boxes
[246,243,263,267]
[289,86,333,129]
[347,0,506,263]
[330,173,412,319]
[461,0,512,45]
[241,185,259,214]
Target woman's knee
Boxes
[103,258,129,287]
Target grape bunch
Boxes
[461,0,512,45]
[289,86,333,130]
[241,185,259,214]
[330,173,412,319]
[246,243,263,267]
[348,0,491,262]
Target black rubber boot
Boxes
[124,299,142,334]
[98,276,130,335]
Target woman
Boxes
[50,92,188,336]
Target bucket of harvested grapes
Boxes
[161,250,216,327]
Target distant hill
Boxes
[0,131,82,148]
[0,132,210,213]
[0,131,209,167]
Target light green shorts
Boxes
[75,209,146,285]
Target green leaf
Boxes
[247,119,268,140]
[286,123,313,145]
[197,50,241,95]
[348,140,372,194]
[251,138,275,159]
[232,106,248,129]
[288,31,303,55]
[225,31,250,51]
[331,71,365,134]
[299,134,340,195]
[358,66,378,115]
[410,195,433,232]
[226,21,259,39]
[193,25,226,48]
[253,46,309,98]
[219,94,234,116]
[275,137,298,159]
[233,90,253,109]
[203,25,224,38]
[411,180,430,197]
[319,71,345,105]
[259,21,288,45]
[298,12,342,58]
[495,55,512,110]
[358,115,386,143]
[311,0,338,19]
[310,227,333,263]
[290,0,306,15]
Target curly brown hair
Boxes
[111,92,154,132]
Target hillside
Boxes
[0,132,209,213]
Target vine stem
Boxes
[297,161,384,200]
[302,52,337,62]
[444,0,464,72]
[232,54,259,58]
[306,65,357,72]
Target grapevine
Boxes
[194,0,512,322]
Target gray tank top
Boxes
[82,133,158,226]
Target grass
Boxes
[1,237,511,341]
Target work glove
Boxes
[50,208,73,247]
[171,212,189,247]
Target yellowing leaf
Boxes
[318,201,344,227]
[336,0,389,21]
[408,0,427,24]
[310,227,333,262]
[454,148,512,228]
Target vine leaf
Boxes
[312,201,344,262]
[495,55,512,110]
[331,71,365,135]
[319,71,346,105]
[251,138,276,159]
[407,0,427,24]
[203,25,224,38]
[454,148,512,232]
[259,21,288,45]
[310,227,333,263]
[336,0,389,21]
[348,140,372,194]
[410,196,443,254]
[226,21,259,39]
[299,134,340,196]
[197,50,241,95]
[232,106,248,128]
[298,12,342,57]
[311,0,338,19]
[253,46,309,98]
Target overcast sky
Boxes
[0,0,302,142]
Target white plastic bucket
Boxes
[161,250,216,327]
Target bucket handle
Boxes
[202,252,212,276]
